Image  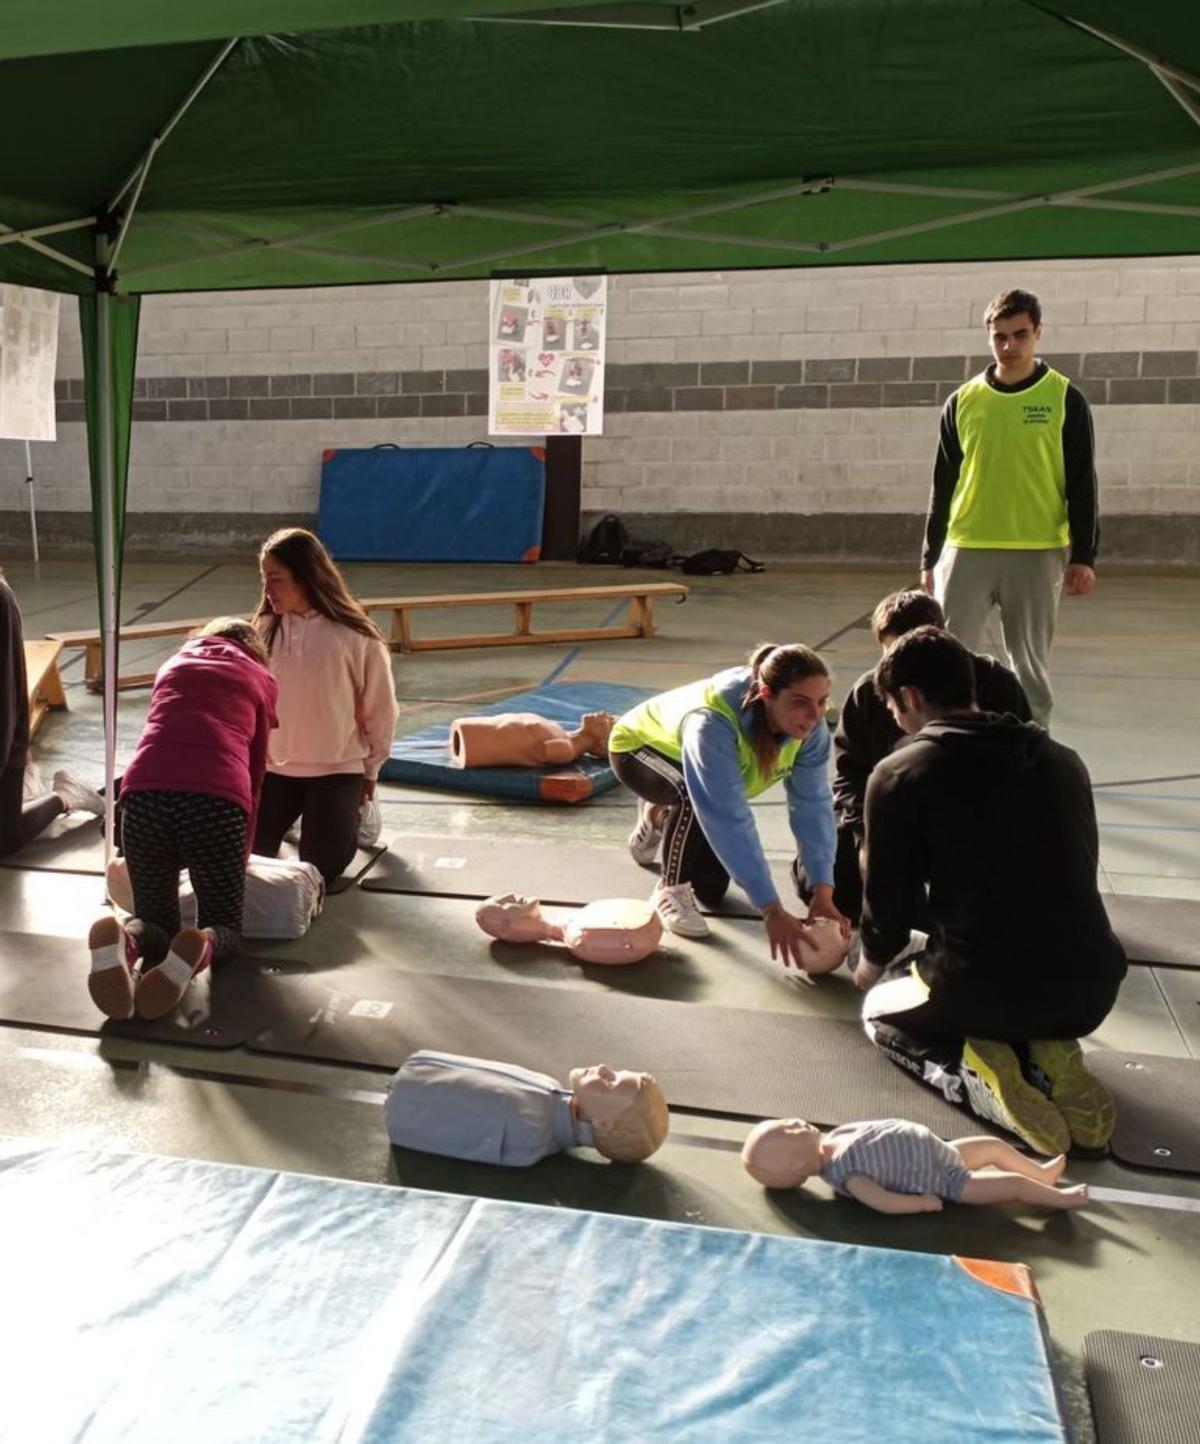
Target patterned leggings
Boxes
[119,789,247,964]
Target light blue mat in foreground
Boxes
[379,680,652,803]
[0,1140,1067,1443]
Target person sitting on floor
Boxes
[851,627,1126,1156]
[87,618,278,1022]
[1,566,102,856]
[608,642,847,965]
[797,588,1030,924]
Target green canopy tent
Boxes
[0,0,1197,844]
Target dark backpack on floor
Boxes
[679,549,765,575]
[578,513,629,564]
[621,539,677,569]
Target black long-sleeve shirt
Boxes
[833,651,1031,837]
[860,714,1126,1003]
[1,577,31,772]
[922,362,1099,571]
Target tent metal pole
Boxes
[1055,15,1200,94]
[93,242,118,867]
[643,224,822,253]
[1153,68,1200,130]
[109,38,242,212]
[23,442,39,566]
[434,178,832,274]
[482,0,787,30]
[0,220,93,278]
[0,216,96,248]
[123,204,439,282]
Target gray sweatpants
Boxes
[938,546,1067,727]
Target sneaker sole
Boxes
[87,917,134,1020]
[628,832,664,869]
[1028,1039,1115,1149]
[135,931,209,1020]
[961,1039,1071,1157]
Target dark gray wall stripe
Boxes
[47,351,1200,424]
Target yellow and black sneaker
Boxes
[960,1038,1071,1157]
[1026,1038,1115,1150]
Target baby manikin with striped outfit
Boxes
[741,1117,1088,1213]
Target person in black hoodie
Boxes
[852,626,1126,1157]
[1,568,103,855]
[799,588,1030,923]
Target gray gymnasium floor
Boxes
[3,555,1199,1439]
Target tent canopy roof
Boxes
[1,0,1197,295]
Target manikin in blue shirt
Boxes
[386,1052,670,1167]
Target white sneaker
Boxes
[652,881,710,939]
[52,770,104,816]
[628,802,666,867]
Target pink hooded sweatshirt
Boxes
[258,610,398,780]
[120,635,279,848]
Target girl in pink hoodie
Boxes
[251,528,398,885]
[87,618,278,1021]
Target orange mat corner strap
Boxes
[953,1255,1042,1305]
[539,772,594,804]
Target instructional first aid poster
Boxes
[0,284,60,441]
[488,275,606,437]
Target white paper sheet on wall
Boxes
[0,284,60,442]
[488,275,606,437]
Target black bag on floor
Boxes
[679,549,765,575]
[621,540,676,569]
[578,514,629,564]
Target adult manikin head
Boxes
[569,1065,670,1162]
[741,1118,823,1188]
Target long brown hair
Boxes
[253,528,384,651]
[740,642,829,775]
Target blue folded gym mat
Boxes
[318,444,545,562]
[0,1140,1069,1444]
[379,681,652,803]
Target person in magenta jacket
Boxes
[86,617,278,1022]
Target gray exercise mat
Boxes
[1105,895,1200,970]
[361,837,794,917]
[0,816,106,874]
[0,931,308,1049]
[1152,968,1200,1055]
[1086,1052,1200,1173]
[1085,1330,1200,1444]
[314,843,387,894]
[0,823,384,891]
[249,965,994,1136]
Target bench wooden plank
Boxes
[365,583,686,654]
[46,582,689,682]
[359,582,686,610]
[24,639,67,737]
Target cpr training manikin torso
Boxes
[476,893,663,965]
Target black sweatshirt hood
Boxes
[903,712,1050,775]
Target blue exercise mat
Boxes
[0,1140,1068,1444]
[318,444,545,562]
[379,680,652,803]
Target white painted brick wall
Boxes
[1,256,1198,523]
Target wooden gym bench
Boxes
[359,582,688,653]
[47,617,210,691]
[24,639,68,736]
[47,582,689,687]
